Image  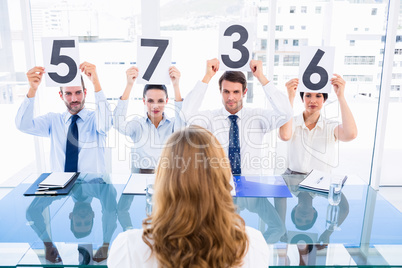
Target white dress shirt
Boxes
[15,90,112,173]
[287,113,339,174]
[107,226,269,268]
[113,99,183,169]
[181,81,293,175]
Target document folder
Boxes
[24,172,79,196]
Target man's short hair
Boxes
[219,71,247,92]
[60,76,85,92]
[143,84,168,98]
[291,205,318,231]
[300,92,328,101]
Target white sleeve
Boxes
[181,81,214,129]
[15,96,52,137]
[113,98,142,139]
[259,82,293,132]
[95,90,112,135]
[107,232,134,268]
[243,226,269,268]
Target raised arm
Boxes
[169,66,185,131]
[113,67,140,137]
[250,60,293,131]
[80,62,112,134]
[332,74,358,142]
[15,67,52,136]
[279,78,298,141]
[181,59,219,126]
[169,66,182,102]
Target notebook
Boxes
[298,169,347,193]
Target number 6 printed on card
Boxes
[298,46,335,93]
[137,36,172,85]
[219,22,255,72]
[42,37,81,87]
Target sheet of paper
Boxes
[123,174,155,194]
[38,172,76,188]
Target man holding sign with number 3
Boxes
[181,58,293,175]
[15,62,112,173]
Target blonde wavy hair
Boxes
[142,125,249,268]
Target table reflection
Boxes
[26,174,117,264]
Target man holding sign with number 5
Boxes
[181,59,293,175]
[113,66,183,173]
[279,74,358,174]
[15,62,112,173]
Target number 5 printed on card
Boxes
[42,37,81,87]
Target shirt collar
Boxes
[63,108,88,124]
[222,107,243,121]
[296,113,324,130]
[144,113,170,126]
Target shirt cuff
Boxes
[94,90,106,102]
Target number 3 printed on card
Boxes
[219,22,255,72]
[42,37,81,87]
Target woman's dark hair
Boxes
[300,92,328,101]
[143,84,168,98]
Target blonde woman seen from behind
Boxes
[108,125,269,268]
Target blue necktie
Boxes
[65,114,79,172]
[228,115,241,175]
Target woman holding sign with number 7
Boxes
[279,74,358,174]
[113,66,183,173]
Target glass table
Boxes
[0,173,402,267]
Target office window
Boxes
[365,28,369,31]
[372,8,377,15]
[344,56,375,65]
[261,39,267,50]
[301,25,306,30]
[392,73,402,79]
[276,25,283,31]
[354,27,358,31]
[263,25,268,31]
[274,55,279,66]
[283,39,288,44]
[350,40,355,46]
[290,25,294,30]
[343,75,373,82]
[293,39,299,46]
[391,85,400,91]
[301,6,307,13]
[315,6,321,14]
[257,54,266,63]
[275,39,278,50]
[290,6,296,13]
[395,48,402,54]
[283,55,300,66]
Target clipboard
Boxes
[24,173,80,196]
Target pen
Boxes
[316,177,324,184]
[35,191,58,195]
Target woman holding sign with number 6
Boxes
[279,74,358,174]
[113,66,183,173]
